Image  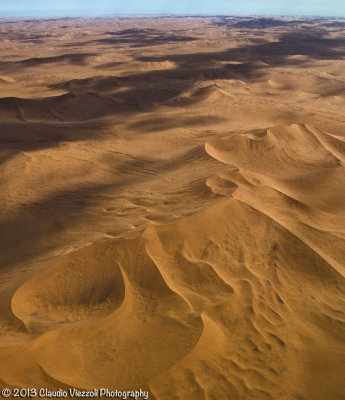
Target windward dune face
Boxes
[1,16,345,400]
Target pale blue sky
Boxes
[0,0,344,18]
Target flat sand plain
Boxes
[1,16,345,400]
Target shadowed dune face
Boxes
[1,15,345,400]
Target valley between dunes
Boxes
[1,16,345,400]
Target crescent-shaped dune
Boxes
[0,123,344,399]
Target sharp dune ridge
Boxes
[1,16,345,400]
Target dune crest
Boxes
[0,123,344,400]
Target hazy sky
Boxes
[0,0,344,18]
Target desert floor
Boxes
[1,15,345,400]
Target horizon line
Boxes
[1,13,345,20]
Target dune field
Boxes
[1,16,345,399]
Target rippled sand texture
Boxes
[1,16,345,400]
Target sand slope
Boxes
[0,124,344,400]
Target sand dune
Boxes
[2,122,345,400]
[1,16,345,400]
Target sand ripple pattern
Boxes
[0,124,344,400]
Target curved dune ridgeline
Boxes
[1,123,345,399]
[1,16,345,400]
